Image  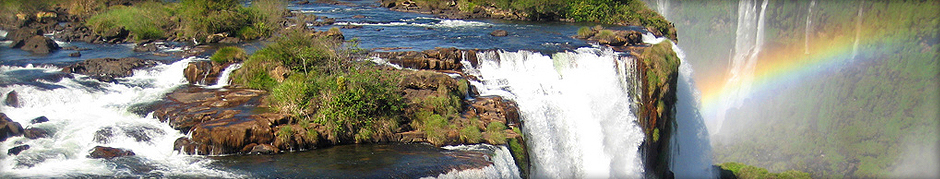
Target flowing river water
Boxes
[0,1,700,178]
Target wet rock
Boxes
[94,127,113,144]
[1,113,25,142]
[99,26,128,42]
[8,145,29,155]
[183,61,231,85]
[206,33,227,44]
[249,144,279,154]
[124,126,164,143]
[8,29,41,48]
[133,42,158,52]
[489,30,508,37]
[4,91,19,108]
[30,116,49,124]
[69,51,81,57]
[62,57,158,82]
[23,128,49,139]
[352,15,367,18]
[88,146,135,159]
[20,35,59,54]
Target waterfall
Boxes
[656,0,670,19]
[708,0,768,134]
[207,63,242,89]
[852,6,863,59]
[0,57,240,178]
[463,47,645,178]
[427,144,522,179]
[805,0,815,54]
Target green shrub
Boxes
[86,3,173,41]
[577,26,595,38]
[271,74,312,116]
[276,125,294,142]
[718,162,811,179]
[231,54,278,89]
[459,118,482,143]
[316,69,405,143]
[595,29,616,40]
[421,113,451,145]
[485,121,507,144]
[178,0,251,41]
[210,46,247,63]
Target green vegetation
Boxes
[76,0,286,42]
[210,46,248,63]
[459,117,483,143]
[718,162,811,179]
[395,0,675,39]
[640,42,680,94]
[485,121,507,144]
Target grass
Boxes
[485,121,507,144]
[210,46,248,63]
[718,162,811,179]
[85,2,174,41]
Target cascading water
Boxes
[805,0,815,54]
[0,57,240,178]
[463,47,645,178]
[707,0,768,134]
[852,6,863,59]
[656,0,670,19]
[207,63,242,89]
[427,144,521,179]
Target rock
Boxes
[7,28,41,48]
[4,91,19,108]
[183,61,230,85]
[490,30,508,37]
[206,33,227,43]
[69,52,81,57]
[372,47,476,70]
[133,42,158,52]
[87,146,135,159]
[352,15,367,18]
[62,57,158,82]
[468,96,521,127]
[1,113,25,142]
[218,37,240,44]
[93,127,114,144]
[296,0,310,5]
[23,128,49,139]
[98,26,128,42]
[400,70,459,90]
[123,126,163,143]
[249,144,279,154]
[154,87,289,155]
[30,116,49,124]
[20,35,60,54]
[341,25,363,29]
[8,145,29,155]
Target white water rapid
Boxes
[852,6,863,59]
[207,63,242,89]
[427,144,522,179]
[805,0,815,55]
[463,47,645,178]
[707,0,768,134]
[0,57,240,178]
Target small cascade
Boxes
[426,144,521,179]
[207,63,242,89]
[852,6,863,59]
[708,0,769,134]
[805,0,816,54]
[464,47,644,178]
[656,0,670,19]
[0,57,240,178]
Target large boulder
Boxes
[490,30,508,37]
[62,57,158,82]
[1,113,25,142]
[87,146,135,159]
[183,61,231,85]
[23,128,49,139]
[154,87,292,155]
[7,28,41,48]
[20,35,60,54]
[373,47,477,70]
[4,91,19,108]
[467,96,521,127]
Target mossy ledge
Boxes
[635,42,680,178]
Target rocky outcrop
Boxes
[635,42,680,178]
[183,61,232,85]
[62,57,159,82]
[1,113,25,142]
[372,47,479,70]
[154,87,295,155]
[20,35,60,54]
[575,26,644,49]
[381,0,525,20]
[466,96,520,127]
[87,146,135,159]
[4,91,19,108]
[23,128,49,139]
[7,28,42,48]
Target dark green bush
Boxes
[485,121,507,144]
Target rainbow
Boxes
[695,9,875,132]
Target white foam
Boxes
[428,144,521,179]
[464,47,645,178]
[0,57,242,178]
[206,63,242,89]
[336,19,492,29]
